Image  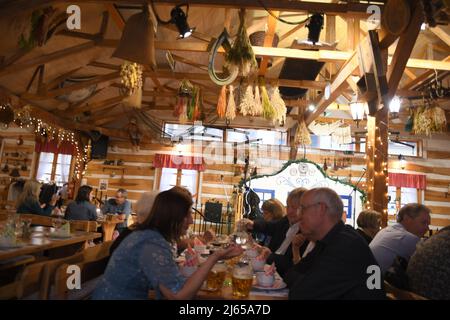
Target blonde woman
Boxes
[356,210,382,244]
[16,180,59,216]
[261,198,286,222]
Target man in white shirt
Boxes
[369,203,431,273]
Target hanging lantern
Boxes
[350,101,365,127]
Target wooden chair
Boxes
[384,281,428,300]
[19,213,62,227]
[0,255,36,272]
[53,255,110,300]
[43,242,113,300]
[10,252,84,300]
[69,220,98,232]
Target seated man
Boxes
[101,188,132,234]
[242,187,309,278]
[370,203,431,273]
[286,188,385,300]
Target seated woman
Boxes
[92,188,243,300]
[258,198,286,246]
[16,180,59,216]
[64,185,97,221]
[355,210,382,244]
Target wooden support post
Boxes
[326,15,336,77]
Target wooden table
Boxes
[196,281,288,300]
[97,216,124,242]
[0,226,102,261]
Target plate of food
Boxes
[252,278,287,291]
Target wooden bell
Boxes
[113,6,156,70]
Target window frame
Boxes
[34,151,74,186]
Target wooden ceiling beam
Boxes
[68,96,124,117]
[428,26,450,47]
[258,12,279,76]
[402,55,450,90]
[387,4,423,98]
[0,42,97,78]
[0,0,378,18]
[0,85,129,139]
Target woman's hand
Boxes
[214,244,243,260]
[259,246,271,259]
[50,194,60,206]
[292,234,306,249]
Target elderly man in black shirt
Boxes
[286,188,385,300]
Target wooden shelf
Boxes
[101,165,126,170]
[101,165,126,175]
[3,156,27,161]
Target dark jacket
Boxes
[356,228,373,244]
[253,216,308,278]
[17,198,54,216]
[65,200,97,221]
[286,221,386,300]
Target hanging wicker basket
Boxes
[249,31,280,67]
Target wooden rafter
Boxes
[68,96,124,117]
[258,11,279,76]
[0,0,379,19]
[387,4,423,97]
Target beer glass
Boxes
[231,261,253,298]
[205,261,227,291]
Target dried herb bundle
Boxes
[259,78,275,121]
[413,104,447,136]
[217,86,227,118]
[295,120,312,145]
[225,9,257,77]
[239,85,254,116]
[254,84,263,116]
[225,85,236,121]
[269,86,287,125]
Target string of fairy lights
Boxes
[14,108,90,180]
[362,123,391,216]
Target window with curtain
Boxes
[159,168,199,198]
[36,152,72,186]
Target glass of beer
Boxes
[205,261,227,291]
[231,261,253,298]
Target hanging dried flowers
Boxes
[217,85,227,118]
[269,85,287,126]
[294,106,311,145]
[174,79,194,123]
[253,83,263,116]
[413,103,447,136]
[225,9,257,77]
[259,78,275,121]
[295,120,312,145]
[225,85,236,121]
[239,84,254,116]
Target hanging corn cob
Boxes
[239,84,254,116]
[269,85,287,125]
[259,77,275,121]
[217,85,227,118]
[225,85,236,121]
[120,61,143,95]
[225,9,257,77]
